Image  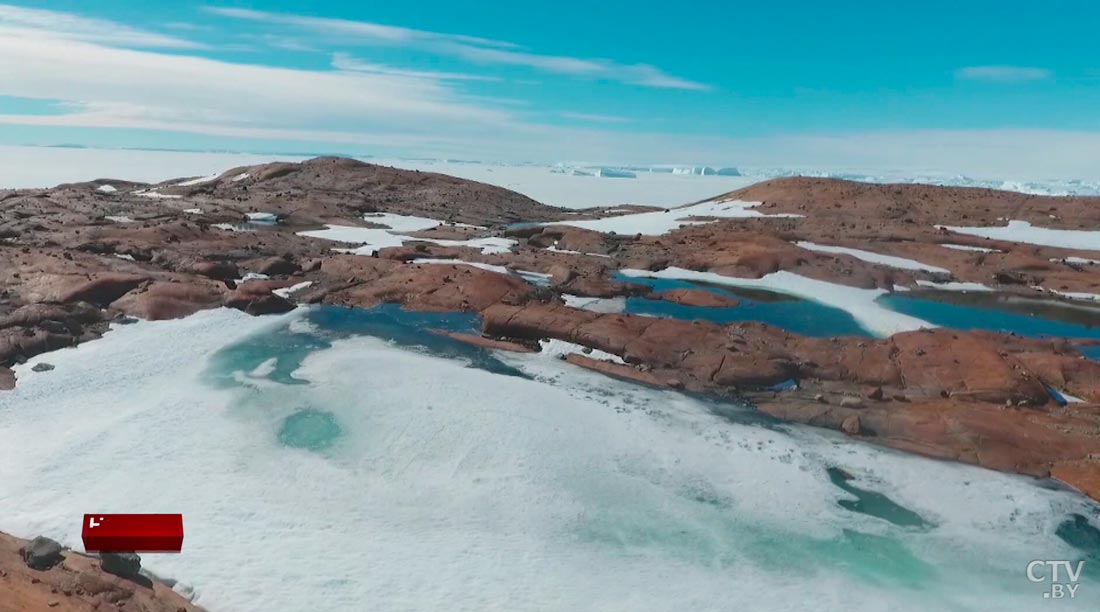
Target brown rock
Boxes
[0,367,14,390]
[441,332,537,353]
[841,415,861,435]
[224,284,295,315]
[651,289,739,308]
[185,260,239,281]
[113,282,225,321]
[865,386,884,401]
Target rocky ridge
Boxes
[2,158,1100,503]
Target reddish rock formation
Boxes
[652,288,739,308]
[5,159,1100,502]
[0,532,204,612]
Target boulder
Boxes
[225,284,295,316]
[0,366,14,390]
[841,415,862,435]
[100,552,142,579]
[21,536,63,570]
[113,281,225,321]
[254,256,299,276]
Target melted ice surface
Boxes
[0,308,1095,612]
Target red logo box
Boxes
[81,514,184,553]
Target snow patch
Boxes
[96,184,117,193]
[538,339,627,364]
[915,280,993,292]
[363,213,442,233]
[562,294,627,314]
[272,281,313,299]
[1052,257,1100,266]
[135,189,182,200]
[104,215,134,223]
[939,220,1100,251]
[175,173,222,187]
[796,242,950,274]
[549,198,801,236]
[941,244,1000,253]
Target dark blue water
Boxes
[618,275,872,337]
[877,294,1100,340]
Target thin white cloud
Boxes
[204,7,518,49]
[0,34,514,138]
[208,6,710,91]
[332,52,499,82]
[955,65,1052,83]
[561,112,632,123]
[0,3,202,49]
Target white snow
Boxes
[183,208,203,214]
[211,223,252,233]
[272,281,313,299]
[545,245,612,258]
[538,338,627,364]
[114,253,135,261]
[231,172,250,182]
[941,244,1000,253]
[305,225,517,256]
[135,189,182,200]
[411,258,510,276]
[1034,287,1100,303]
[239,273,270,282]
[1052,256,1100,265]
[96,184,117,193]
[915,280,993,292]
[796,242,951,274]
[550,198,801,236]
[246,212,278,224]
[621,268,932,337]
[421,236,516,255]
[939,220,1100,251]
[562,294,627,313]
[175,173,222,187]
[364,212,442,233]
[104,215,134,223]
[0,308,1090,612]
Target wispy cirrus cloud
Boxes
[0,3,202,49]
[204,7,518,49]
[331,52,499,82]
[560,112,632,123]
[206,6,711,91]
[955,65,1052,83]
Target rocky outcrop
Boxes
[5,160,1100,502]
[20,536,63,570]
[1,531,205,612]
[480,302,1100,496]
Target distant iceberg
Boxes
[594,167,636,179]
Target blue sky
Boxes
[1,1,1098,172]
